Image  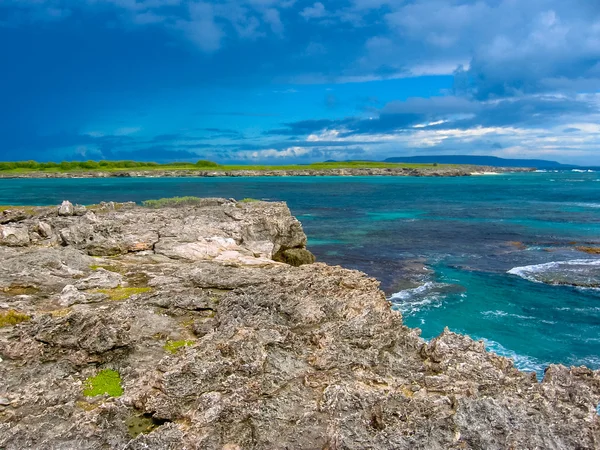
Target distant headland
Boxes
[383,154,583,169]
[0,159,535,179]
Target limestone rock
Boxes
[0,225,30,247]
[74,268,123,290]
[35,221,52,238]
[59,284,87,306]
[0,199,598,449]
[34,310,131,355]
[58,285,105,306]
[73,204,87,216]
[58,200,74,216]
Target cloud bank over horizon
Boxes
[1,0,599,164]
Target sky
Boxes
[1,0,599,165]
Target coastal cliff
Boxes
[0,166,535,179]
[0,200,598,449]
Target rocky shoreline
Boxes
[0,166,535,179]
[1,199,598,449]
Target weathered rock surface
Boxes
[58,200,75,216]
[0,200,599,449]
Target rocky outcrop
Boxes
[0,200,599,449]
[0,166,536,179]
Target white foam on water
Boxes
[525,245,545,251]
[389,282,436,301]
[481,310,536,320]
[508,259,600,284]
[558,305,600,313]
[575,286,600,294]
[389,282,456,316]
[480,338,546,377]
[571,202,600,208]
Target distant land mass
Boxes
[383,155,579,168]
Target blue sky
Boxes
[1,0,599,164]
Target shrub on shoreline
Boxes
[0,159,220,172]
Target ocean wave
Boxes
[575,285,600,292]
[508,259,600,287]
[481,310,536,320]
[570,202,600,209]
[481,338,600,379]
[480,338,546,377]
[389,282,462,315]
[390,281,436,301]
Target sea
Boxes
[1,170,599,377]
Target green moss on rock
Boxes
[164,340,194,354]
[274,248,316,267]
[0,310,31,327]
[93,286,151,301]
[83,369,123,397]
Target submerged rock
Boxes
[0,199,599,449]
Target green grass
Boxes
[83,369,123,397]
[0,159,452,174]
[143,196,263,208]
[142,196,208,208]
[163,340,194,354]
[0,205,39,214]
[93,286,152,301]
[0,310,31,327]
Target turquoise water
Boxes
[1,171,600,375]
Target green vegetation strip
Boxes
[0,159,449,174]
[83,369,123,397]
[0,310,31,327]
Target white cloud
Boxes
[300,2,326,19]
[248,146,311,159]
[176,2,223,52]
[114,127,142,136]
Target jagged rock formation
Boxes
[0,200,599,449]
